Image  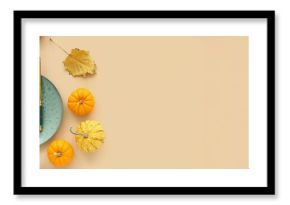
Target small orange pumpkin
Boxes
[67,88,94,116]
[47,139,74,167]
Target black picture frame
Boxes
[14,10,275,195]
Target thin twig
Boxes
[49,37,70,56]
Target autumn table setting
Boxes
[40,37,105,168]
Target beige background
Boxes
[40,36,248,169]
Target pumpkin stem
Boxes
[69,127,88,138]
[78,99,84,106]
[54,152,62,157]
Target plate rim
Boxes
[40,76,64,145]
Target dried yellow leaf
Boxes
[63,48,96,77]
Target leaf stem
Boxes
[49,37,70,56]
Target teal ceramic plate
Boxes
[40,76,63,145]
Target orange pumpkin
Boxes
[67,88,94,116]
[47,139,74,167]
